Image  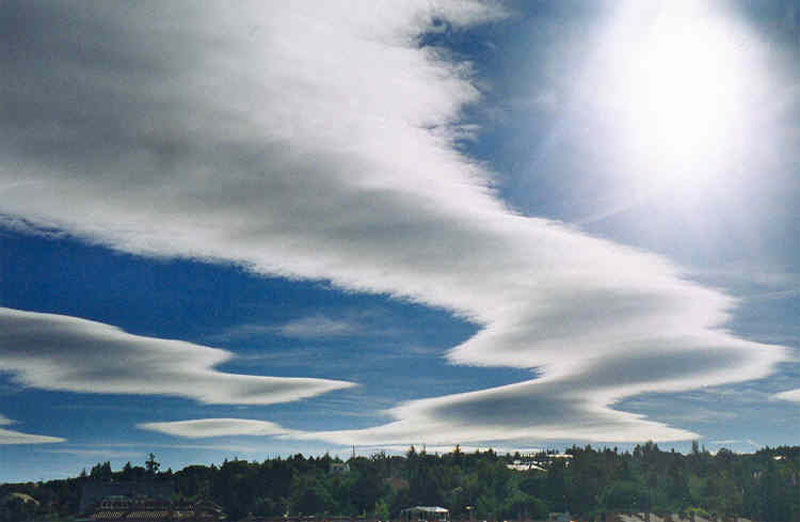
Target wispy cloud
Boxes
[137,418,540,456]
[0,1,789,446]
[43,448,140,459]
[65,441,268,454]
[278,316,359,339]
[375,444,543,455]
[218,315,360,342]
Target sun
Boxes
[626,5,743,166]
[597,0,762,187]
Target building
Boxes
[329,462,350,475]
[401,506,450,522]
[87,496,225,522]
[80,481,175,514]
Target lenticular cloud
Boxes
[0,414,64,445]
[0,307,354,405]
[0,0,788,445]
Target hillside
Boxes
[2,443,799,522]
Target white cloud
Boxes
[43,448,140,458]
[0,415,65,445]
[139,418,292,439]
[0,307,354,405]
[293,332,779,445]
[774,389,800,402]
[67,441,268,454]
[278,316,359,339]
[219,315,360,341]
[0,1,789,445]
[0,428,64,445]
[376,444,543,455]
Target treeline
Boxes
[2,443,800,522]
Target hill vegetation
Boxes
[2,443,800,522]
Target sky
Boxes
[1,0,800,483]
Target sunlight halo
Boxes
[597,0,766,189]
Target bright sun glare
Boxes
[600,0,763,187]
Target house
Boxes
[80,481,175,514]
[329,462,350,475]
[87,497,225,522]
[507,460,547,472]
[401,506,450,522]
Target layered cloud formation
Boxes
[0,1,791,445]
[0,307,355,443]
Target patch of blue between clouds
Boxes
[0,225,532,438]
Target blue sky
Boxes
[1,0,800,482]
